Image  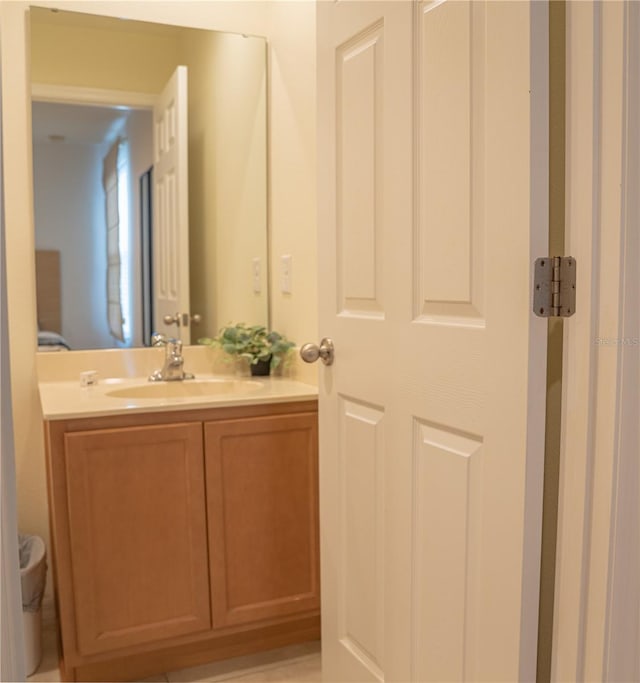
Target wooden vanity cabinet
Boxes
[206,413,319,628]
[61,422,210,656]
[44,401,319,682]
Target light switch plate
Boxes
[281,254,292,293]
[252,257,261,293]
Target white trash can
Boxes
[19,534,47,676]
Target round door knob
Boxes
[163,313,180,326]
[300,338,334,366]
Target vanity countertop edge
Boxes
[38,375,319,421]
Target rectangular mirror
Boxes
[30,7,268,350]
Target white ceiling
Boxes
[31,101,130,146]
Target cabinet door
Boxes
[205,413,320,628]
[64,422,210,655]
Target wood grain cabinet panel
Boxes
[205,413,320,627]
[63,422,211,655]
[44,402,319,681]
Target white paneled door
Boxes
[153,66,191,342]
[317,2,548,681]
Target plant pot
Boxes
[250,357,271,376]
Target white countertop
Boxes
[39,374,319,420]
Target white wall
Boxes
[32,107,153,349]
[33,141,110,348]
[0,0,317,551]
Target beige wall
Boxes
[266,0,317,351]
[30,11,181,92]
[181,28,268,335]
[0,0,317,548]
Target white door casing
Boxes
[153,66,191,343]
[552,2,640,681]
[0,49,27,681]
[317,2,548,681]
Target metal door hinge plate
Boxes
[533,256,576,317]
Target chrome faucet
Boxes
[149,334,195,382]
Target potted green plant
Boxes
[199,323,295,376]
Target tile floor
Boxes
[27,608,322,683]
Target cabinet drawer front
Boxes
[64,422,211,655]
[205,412,320,627]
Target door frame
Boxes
[31,83,157,109]
[553,2,640,680]
[1,56,27,681]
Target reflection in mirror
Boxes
[30,7,268,351]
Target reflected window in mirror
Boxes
[103,138,133,345]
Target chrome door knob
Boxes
[163,312,202,326]
[300,337,335,366]
[163,313,180,326]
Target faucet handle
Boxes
[167,338,183,355]
[151,333,181,348]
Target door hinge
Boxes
[533,256,576,317]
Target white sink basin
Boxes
[106,379,264,400]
